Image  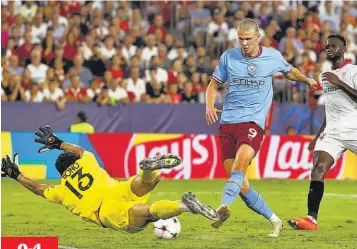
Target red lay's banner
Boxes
[88,134,357,180]
[256,136,346,180]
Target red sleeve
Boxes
[147,26,155,35]
[80,88,88,96]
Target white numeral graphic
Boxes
[248,128,257,140]
[33,243,42,249]
[18,244,28,249]
[18,243,41,249]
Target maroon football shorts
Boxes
[219,122,264,162]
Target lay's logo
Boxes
[124,134,219,179]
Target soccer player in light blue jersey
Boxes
[205,19,317,237]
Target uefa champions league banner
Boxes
[2,132,357,180]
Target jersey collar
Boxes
[241,46,263,59]
[331,60,350,70]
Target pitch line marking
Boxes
[155,191,357,198]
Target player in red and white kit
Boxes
[288,34,357,230]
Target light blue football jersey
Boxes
[212,46,292,129]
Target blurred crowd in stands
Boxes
[1,1,357,109]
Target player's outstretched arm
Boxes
[283,67,317,90]
[205,78,222,125]
[1,153,52,198]
[17,174,53,198]
[34,125,85,157]
[59,142,85,158]
[321,72,357,103]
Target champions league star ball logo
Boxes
[248,64,256,72]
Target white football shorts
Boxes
[314,132,357,161]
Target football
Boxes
[153,217,181,239]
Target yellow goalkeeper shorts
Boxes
[98,176,152,233]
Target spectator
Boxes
[96,85,111,106]
[130,24,145,48]
[107,77,130,105]
[31,13,47,44]
[24,44,47,66]
[184,55,204,79]
[99,36,116,61]
[142,34,158,68]
[110,55,124,80]
[115,7,130,34]
[65,75,90,103]
[48,12,67,42]
[49,44,73,74]
[163,33,174,51]
[318,49,332,72]
[71,54,93,88]
[53,60,66,84]
[26,49,49,85]
[191,2,212,47]
[19,0,38,23]
[63,31,78,61]
[181,82,198,103]
[121,34,137,62]
[196,46,211,72]
[166,82,181,104]
[144,73,167,104]
[25,83,44,102]
[16,31,33,65]
[167,39,187,61]
[81,34,94,60]
[147,14,168,41]
[86,79,103,102]
[228,18,240,49]
[130,8,150,34]
[69,111,95,134]
[157,44,171,70]
[145,56,168,85]
[84,44,106,78]
[8,55,24,76]
[207,9,229,57]
[319,1,341,33]
[43,80,65,103]
[2,74,26,101]
[9,14,25,38]
[124,55,145,79]
[42,35,55,64]
[279,27,304,54]
[4,38,16,61]
[127,66,146,102]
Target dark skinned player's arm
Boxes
[336,80,357,103]
[16,174,54,198]
[60,142,85,158]
[312,116,326,141]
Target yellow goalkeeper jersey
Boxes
[43,151,120,225]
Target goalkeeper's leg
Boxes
[128,192,218,229]
[130,154,182,197]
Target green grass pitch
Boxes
[2,179,357,249]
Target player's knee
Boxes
[311,162,328,180]
[232,158,251,172]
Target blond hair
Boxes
[237,18,260,34]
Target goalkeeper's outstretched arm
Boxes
[2,153,52,198]
[16,174,53,198]
[60,142,85,158]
